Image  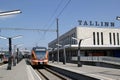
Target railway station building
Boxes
[48,21,120,63]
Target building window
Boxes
[70,37,71,44]
[117,33,119,45]
[71,34,75,44]
[71,33,76,44]
[109,33,112,44]
[101,32,103,45]
[67,36,68,44]
[68,36,70,44]
[93,32,96,45]
[73,33,76,44]
[113,33,116,45]
[97,32,99,45]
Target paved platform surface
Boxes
[49,62,120,80]
[0,59,41,80]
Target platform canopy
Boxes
[70,45,120,50]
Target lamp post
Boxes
[56,44,61,63]
[52,48,54,63]
[56,18,59,63]
[63,46,66,64]
[56,44,70,65]
[0,35,22,70]
[16,48,19,63]
[48,47,54,63]
[13,44,23,66]
[0,9,21,69]
[13,45,17,66]
[8,38,12,70]
[63,44,71,65]
[72,37,83,67]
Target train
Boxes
[30,47,48,66]
[3,54,9,63]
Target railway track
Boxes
[35,67,71,80]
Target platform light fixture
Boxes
[72,37,83,67]
[12,35,23,39]
[48,47,55,63]
[0,36,7,39]
[0,10,21,16]
[63,44,70,65]
[13,43,23,66]
[0,9,22,70]
[56,44,70,65]
[56,44,62,47]
[0,35,23,70]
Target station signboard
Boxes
[78,20,115,27]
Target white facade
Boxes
[48,26,120,62]
[49,26,120,49]
[76,27,120,45]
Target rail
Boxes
[72,56,120,65]
[36,67,70,80]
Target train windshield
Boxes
[35,51,46,60]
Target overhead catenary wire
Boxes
[0,0,71,33]
[57,0,71,18]
[43,0,64,29]
[46,0,72,31]
[41,0,64,40]
[0,27,56,32]
[0,0,72,41]
[41,0,71,39]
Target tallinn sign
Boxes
[78,20,115,27]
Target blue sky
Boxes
[0,0,120,50]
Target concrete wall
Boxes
[76,27,120,46]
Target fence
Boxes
[72,56,120,65]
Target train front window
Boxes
[35,51,46,59]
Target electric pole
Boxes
[56,18,59,63]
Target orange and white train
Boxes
[3,54,9,63]
[30,47,48,66]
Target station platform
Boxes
[0,59,41,80]
[48,61,120,80]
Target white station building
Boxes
[48,21,120,62]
